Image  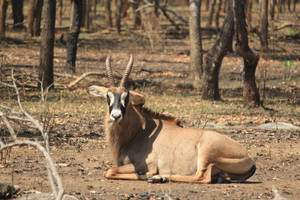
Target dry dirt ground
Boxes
[1,3,300,200]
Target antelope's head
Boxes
[88,55,145,121]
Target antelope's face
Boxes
[106,89,129,121]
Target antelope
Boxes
[88,55,256,183]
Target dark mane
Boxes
[138,106,182,127]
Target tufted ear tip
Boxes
[88,85,108,97]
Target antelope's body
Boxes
[89,55,256,183]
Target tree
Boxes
[12,0,25,29]
[201,0,234,100]
[233,0,260,106]
[189,0,203,79]
[259,0,268,50]
[0,0,8,37]
[66,0,82,73]
[39,0,56,88]
[27,0,44,36]
[104,0,112,28]
[81,0,90,30]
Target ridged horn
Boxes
[105,56,115,86]
[120,54,133,88]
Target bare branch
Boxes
[67,71,106,88]
[0,112,17,141]
[0,140,64,200]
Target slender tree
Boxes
[207,0,216,27]
[116,0,123,33]
[39,0,56,88]
[104,0,112,28]
[66,0,82,73]
[189,0,203,79]
[259,0,269,50]
[27,0,44,36]
[0,0,8,37]
[233,0,260,106]
[202,0,234,100]
[12,0,25,29]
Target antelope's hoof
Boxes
[104,168,116,178]
[148,175,168,184]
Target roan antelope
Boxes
[88,55,256,183]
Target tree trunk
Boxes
[205,0,209,10]
[246,0,252,31]
[12,0,25,29]
[233,0,260,107]
[215,0,222,30]
[27,0,44,36]
[0,0,8,37]
[82,0,90,30]
[207,0,216,27]
[132,0,141,28]
[116,0,123,33]
[66,0,82,73]
[189,0,203,79]
[39,0,56,89]
[104,0,112,28]
[270,0,276,20]
[57,0,63,26]
[202,0,234,100]
[259,0,268,50]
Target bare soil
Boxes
[1,3,300,200]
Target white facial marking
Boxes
[110,108,122,121]
[120,91,128,107]
[107,91,114,107]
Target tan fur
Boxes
[88,56,256,183]
[89,86,256,183]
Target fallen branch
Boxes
[67,71,106,89]
[274,23,300,31]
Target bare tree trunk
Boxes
[276,0,282,18]
[66,0,82,73]
[0,0,8,37]
[82,0,90,30]
[202,0,234,100]
[259,0,268,50]
[207,0,216,27]
[57,0,63,26]
[105,0,112,28]
[27,0,44,36]
[215,0,222,30]
[205,0,210,10]
[132,0,141,28]
[270,0,276,20]
[39,0,56,89]
[12,0,25,29]
[233,0,260,106]
[222,0,227,13]
[93,0,97,16]
[246,0,252,31]
[189,0,203,79]
[116,0,123,33]
[291,0,296,11]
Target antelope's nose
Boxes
[112,113,121,120]
[110,109,122,121]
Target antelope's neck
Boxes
[105,105,145,165]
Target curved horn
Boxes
[105,56,115,86]
[120,54,134,88]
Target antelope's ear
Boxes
[129,91,145,105]
[88,85,108,97]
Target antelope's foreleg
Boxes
[104,163,157,180]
